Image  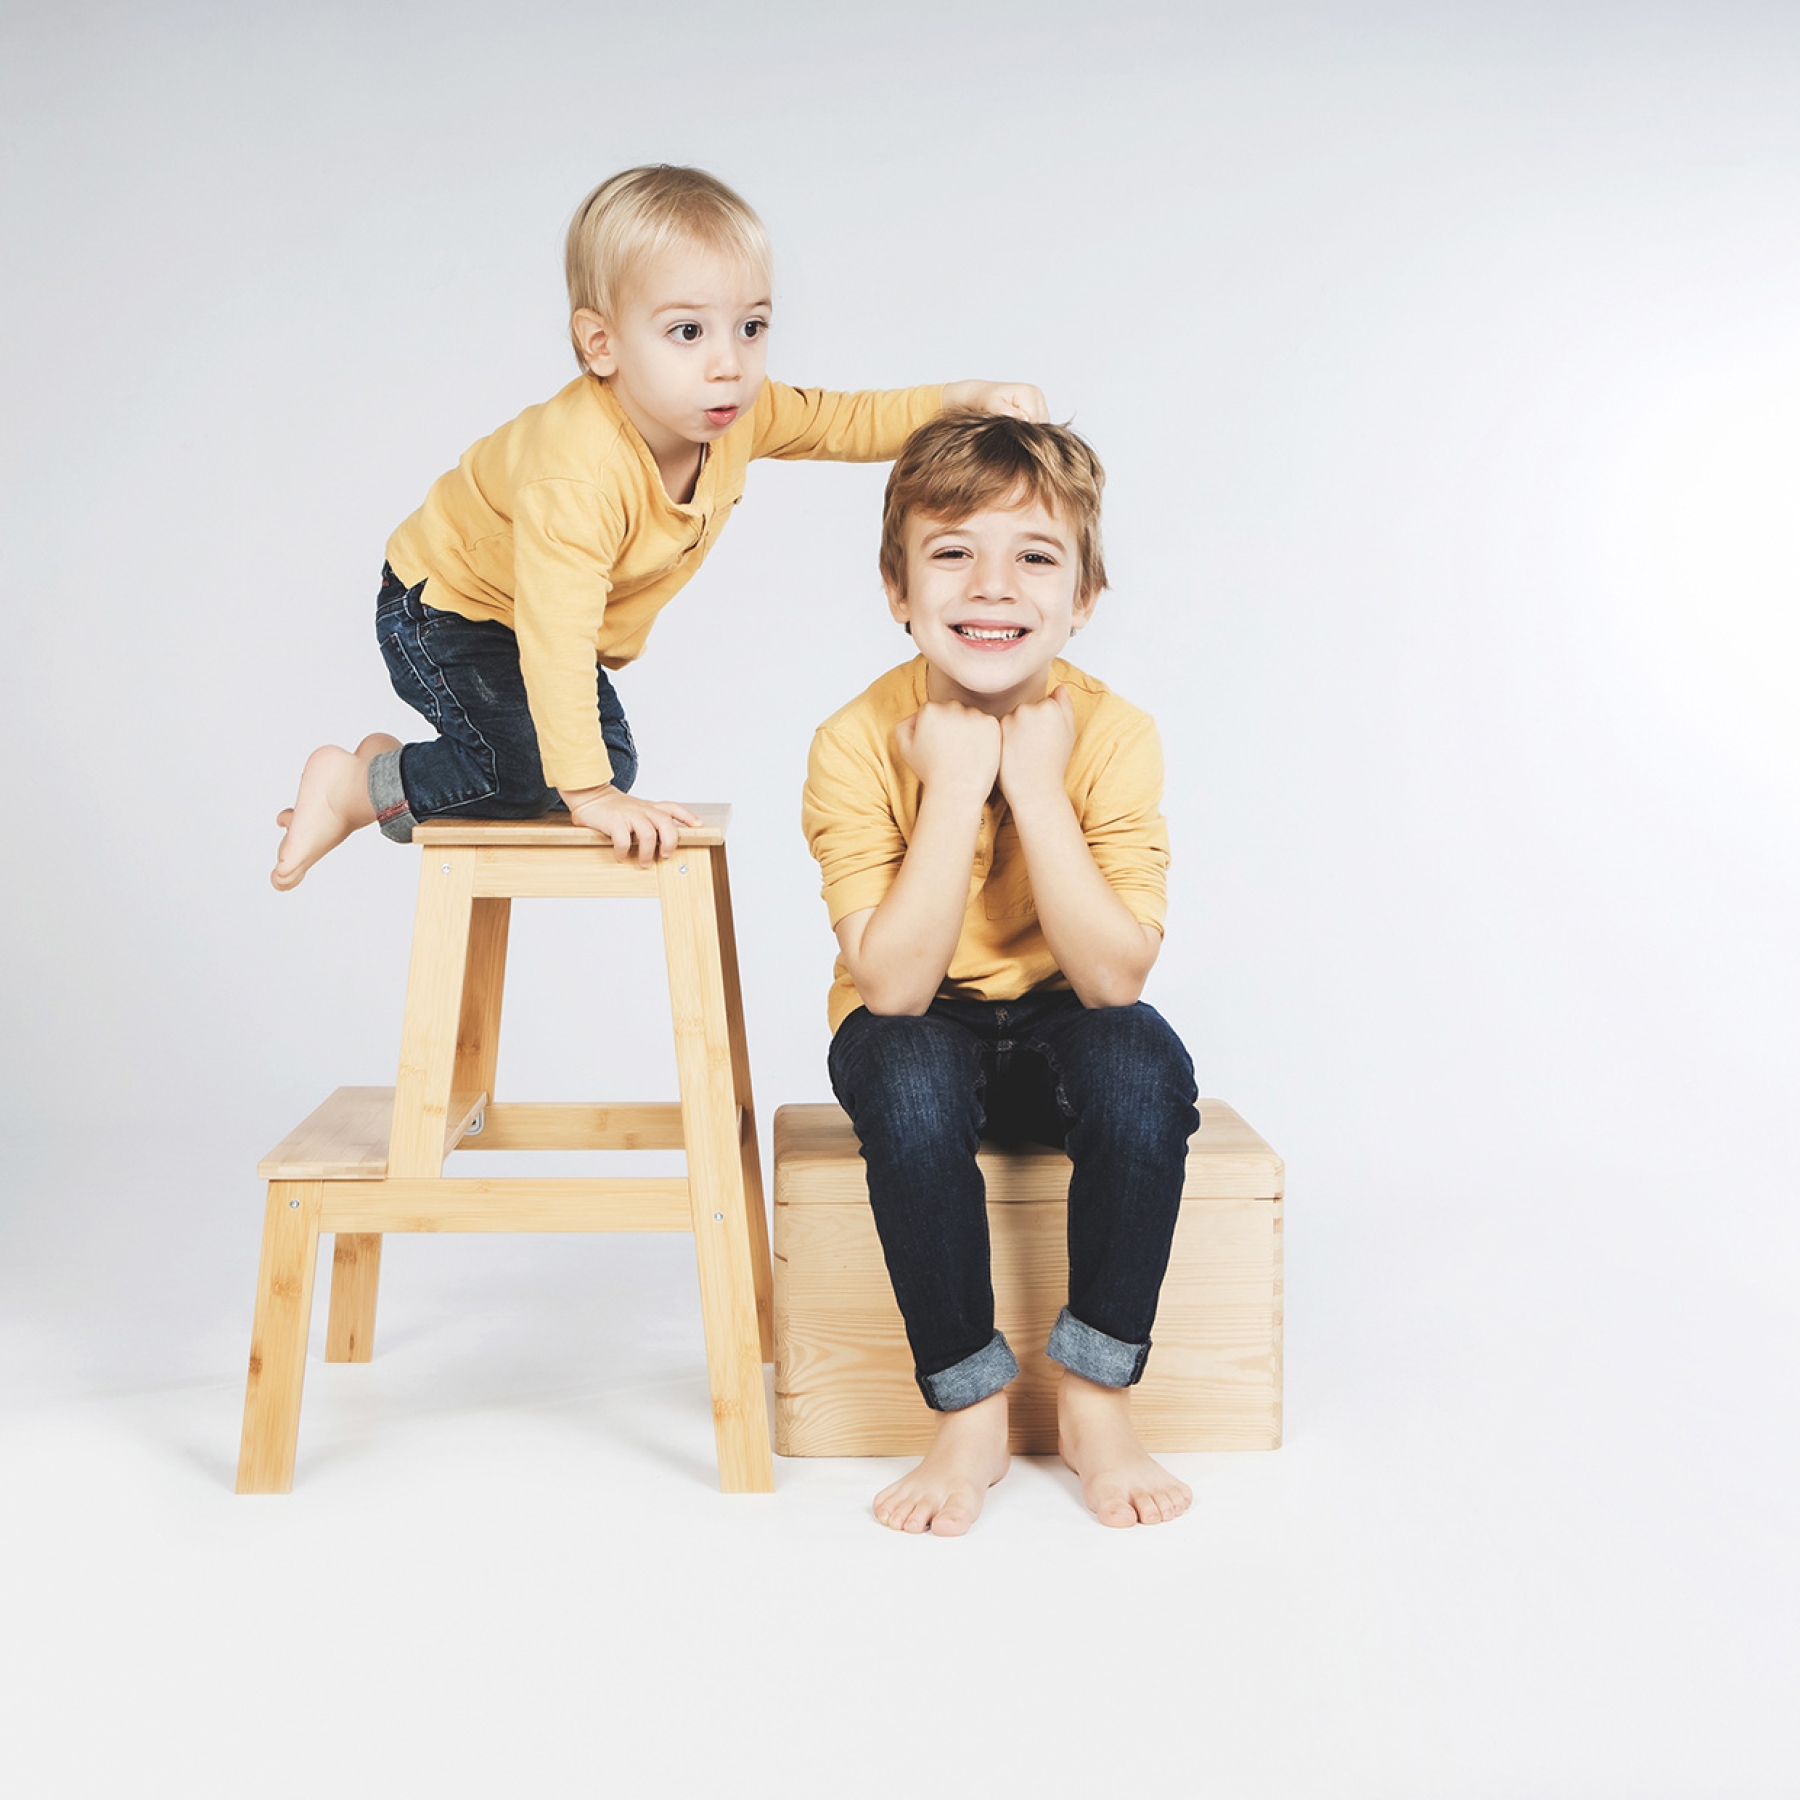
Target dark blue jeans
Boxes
[368,564,638,841]
[828,991,1199,1410]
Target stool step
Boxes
[257,1086,487,1180]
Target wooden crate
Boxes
[773,1100,1283,1456]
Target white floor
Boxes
[2,1135,1793,1800]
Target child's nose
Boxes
[971,553,1015,598]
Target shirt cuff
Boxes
[820,870,900,928]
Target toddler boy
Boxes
[803,414,1199,1534]
[272,164,1044,885]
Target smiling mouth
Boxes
[951,624,1027,643]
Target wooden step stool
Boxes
[772,1100,1283,1455]
[238,808,773,1494]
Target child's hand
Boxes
[559,783,702,866]
[895,701,1002,805]
[942,380,1050,423]
[997,685,1077,808]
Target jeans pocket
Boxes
[378,597,445,729]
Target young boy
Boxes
[802,414,1199,1535]
[271,164,1043,885]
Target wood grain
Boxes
[258,1086,487,1179]
[389,851,476,1178]
[325,1231,381,1363]
[316,1177,692,1233]
[457,1101,690,1151]
[710,843,774,1362]
[661,847,774,1493]
[236,1181,322,1493]
[453,895,511,1100]
[471,847,660,900]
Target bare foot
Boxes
[1057,1370,1192,1528]
[873,1390,1011,1536]
[270,733,400,890]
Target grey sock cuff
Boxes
[917,1331,1020,1412]
[368,747,416,843]
[1046,1307,1149,1388]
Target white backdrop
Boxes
[3,4,1796,1795]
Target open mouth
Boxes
[951,623,1027,644]
[704,406,739,427]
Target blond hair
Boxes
[879,414,1108,601]
[564,166,771,369]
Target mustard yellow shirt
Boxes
[386,376,944,788]
[802,657,1171,1033]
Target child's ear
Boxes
[884,579,912,632]
[1071,585,1101,632]
[571,308,616,376]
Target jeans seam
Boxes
[1019,1030,1076,1120]
[405,606,502,811]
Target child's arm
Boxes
[752,381,1048,466]
[832,702,1002,1016]
[996,689,1163,1009]
[511,484,702,864]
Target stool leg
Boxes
[454,895,511,1099]
[710,845,773,1362]
[661,848,774,1493]
[327,872,495,1362]
[390,847,477,1176]
[325,1233,381,1362]
[237,1181,322,1493]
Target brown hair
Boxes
[564,166,771,369]
[879,413,1108,601]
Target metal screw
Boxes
[677,864,688,875]
[713,1212,724,1222]
[440,863,451,874]
[289,1199,299,1210]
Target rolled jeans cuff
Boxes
[1046,1307,1149,1389]
[917,1331,1019,1412]
[368,747,417,843]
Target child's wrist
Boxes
[560,781,617,809]
[1000,776,1071,820]
[918,770,996,816]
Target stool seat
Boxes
[773,1100,1284,1456]
[412,805,729,847]
[237,807,773,1494]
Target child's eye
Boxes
[740,318,768,340]
[932,546,971,560]
[1022,551,1057,565]
[669,322,702,343]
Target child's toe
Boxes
[1095,1490,1137,1528]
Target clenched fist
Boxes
[895,700,1003,804]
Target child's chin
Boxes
[931,656,1059,700]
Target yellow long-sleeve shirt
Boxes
[386,375,944,788]
[802,658,1171,1034]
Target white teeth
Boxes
[954,626,1023,641]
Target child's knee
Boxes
[1063,1005,1196,1131]
[830,1012,981,1147]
